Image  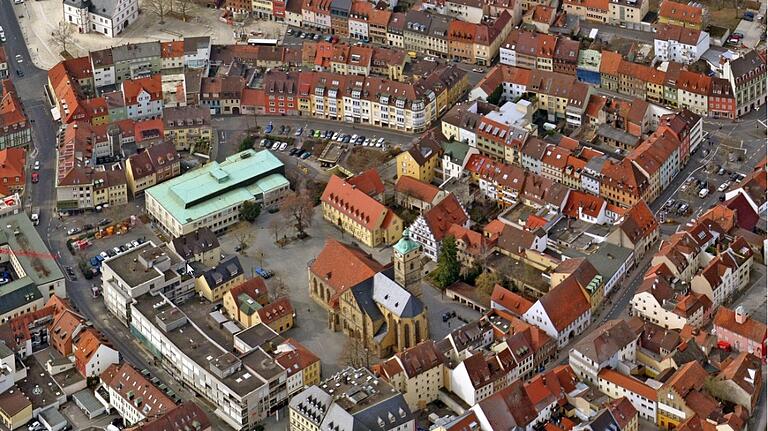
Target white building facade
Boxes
[63,0,139,38]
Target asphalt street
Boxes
[0,4,234,430]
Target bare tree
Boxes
[269,218,284,244]
[146,0,169,24]
[50,21,75,54]
[234,232,251,255]
[175,0,193,22]
[280,189,315,238]
[340,338,374,368]
[270,276,288,302]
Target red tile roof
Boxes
[309,239,385,307]
[659,0,704,25]
[0,148,25,190]
[101,363,174,418]
[347,169,385,198]
[619,201,658,243]
[598,369,657,400]
[321,175,399,231]
[126,402,210,431]
[563,191,605,219]
[714,306,767,345]
[74,327,112,377]
[273,338,320,378]
[228,278,269,309]
[491,284,533,316]
[423,194,469,241]
[257,297,294,326]
[395,175,441,204]
[539,274,591,332]
[122,75,163,104]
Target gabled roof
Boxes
[101,363,174,419]
[491,284,532,316]
[573,319,640,364]
[321,175,400,231]
[395,175,442,204]
[347,168,385,198]
[422,194,469,241]
[659,0,704,25]
[538,274,591,332]
[713,306,767,344]
[309,239,385,306]
[127,402,210,431]
[122,75,163,104]
[256,297,294,325]
[618,201,658,243]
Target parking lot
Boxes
[656,141,747,229]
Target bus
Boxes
[247,38,279,46]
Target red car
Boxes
[31,172,39,183]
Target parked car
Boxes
[33,160,40,170]
[300,151,311,159]
[271,141,280,150]
[717,181,731,192]
[132,240,140,247]
[98,218,111,226]
[106,249,116,257]
[289,147,300,156]
[295,127,303,136]
[265,122,273,134]
[255,267,273,278]
[278,142,288,151]
[31,172,39,183]
[699,188,710,198]
[67,227,81,235]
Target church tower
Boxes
[393,229,422,297]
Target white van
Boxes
[699,188,710,198]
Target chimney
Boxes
[735,306,747,324]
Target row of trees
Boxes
[145,0,196,24]
[49,0,195,54]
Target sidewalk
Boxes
[16,1,286,69]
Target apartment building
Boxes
[658,0,705,29]
[130,295,292,429]
[713,306,766,360]
[722,50,767,117]
[653,24,709,65]
[99,363,175,426]
[162,106,213,153]
[101,241,195,324]
[289,367,414,431]
[690,237,753,307]
[124,141,180,196]
[0,80,31,151]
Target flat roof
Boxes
[146,150,287,225]
[133,295,268,397]
[18,357,63,409]
[72,390,104,416]
[104,242,181,288]
[40,407,68,428]
[0,214,64,287]
[234,323,281,352]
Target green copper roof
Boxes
[393,229,420,255]
[145,149,288,225]
[238,292,262,316]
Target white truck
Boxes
[31,207,40,226]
